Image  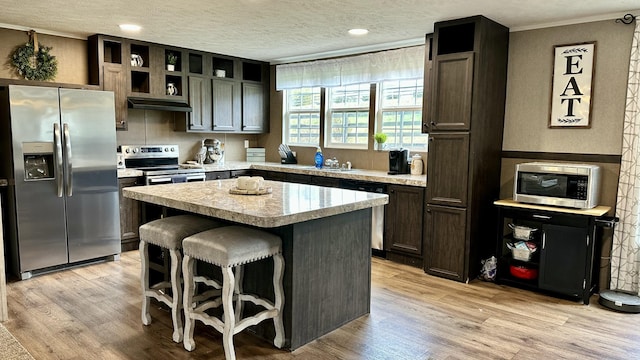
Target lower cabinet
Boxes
[286,173,311,184]
[252,169,286,181]
[311,176,340,188]
[205,170,231,180]
[118,177,142,252]
[538,224,588,296]
[423,204,467,281]
[231,169,252,178]
[385,185,424,266]
[495,202,602,304]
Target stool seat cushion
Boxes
[140,215,222,249]
[183,226,282,267]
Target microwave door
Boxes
[520,173,567,197]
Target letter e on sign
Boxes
[549,42,596,128]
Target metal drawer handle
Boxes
[532,214,551,220]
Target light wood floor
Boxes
[4,251,640,360]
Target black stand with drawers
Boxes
[494,199,611,305]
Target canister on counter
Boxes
[410,154,423,175]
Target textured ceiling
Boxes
[0,0,638,63]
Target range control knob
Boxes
[133,147,139,153]
[125,148,130,153]
[170,147,175,152]
[164,147,169,152]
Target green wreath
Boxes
[11,42,58,81]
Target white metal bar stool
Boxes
[139,214,225,343]
[182,225,285,360]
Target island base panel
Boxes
[243,209,372,350]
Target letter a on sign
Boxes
[549,42,596,128]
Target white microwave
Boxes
[513,162,601,209]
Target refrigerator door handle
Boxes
[53,122,64,197]
[63,123,73,196]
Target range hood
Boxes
[127,97,192,112]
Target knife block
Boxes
[281,151,297,164]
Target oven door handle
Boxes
[147,177,172,185]
[146,173,206,185]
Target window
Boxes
[377,79,428,150]
[326,84,370,149]
[283,87,321,146]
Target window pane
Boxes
[330,84,370,109]
[380,110,427,150]
[326,84,370,148]
[288,87,321,110]
[378,79,428,150]
[381,79,423,108]
[284,87,321,146]
[330,111,369,145]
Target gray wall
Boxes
[503,20,633,154]
[500,19,635,206]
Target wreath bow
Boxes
[11,30,58,81]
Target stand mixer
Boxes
[203,138,224,164]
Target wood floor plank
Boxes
[3,253,640,359]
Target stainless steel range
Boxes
[120,145,206,185]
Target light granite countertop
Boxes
[123,179,389,228]
[121,161,427,187]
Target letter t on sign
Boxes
[549,42,596,128]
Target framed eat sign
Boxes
[549,42,596,128]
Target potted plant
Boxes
[166,52,178,71]
[373,132,387,150]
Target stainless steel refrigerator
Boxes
[0,85,120,279]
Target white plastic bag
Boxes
[479,256,497,281]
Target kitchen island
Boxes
[123,179,388,350]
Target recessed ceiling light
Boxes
[119,24,142,32]
[348,28,369,36]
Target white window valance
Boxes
[275,45,425,90]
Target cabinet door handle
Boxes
[533,214,551,220]
[542,232,546,249]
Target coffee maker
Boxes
[388,149,409,175]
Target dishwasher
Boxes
[339,179,387,254]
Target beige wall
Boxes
[0,28,88,85]
[118,110,259,163]
[503,20,634,154]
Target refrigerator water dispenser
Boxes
[23,142,54,180]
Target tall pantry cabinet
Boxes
[423,16,509,282]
